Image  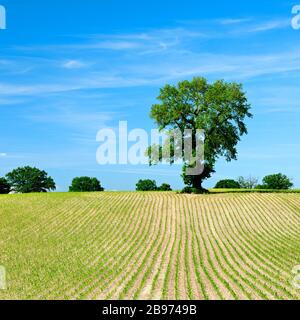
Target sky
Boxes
[0,0,300,191]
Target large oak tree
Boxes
[149,77,252,191]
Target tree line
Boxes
[0,166,174,194]
[0,166,294,194]
[215,174,293,190]
[0,166,105,194]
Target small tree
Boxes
[0,177,10,194]
[261,173,293,190]
[158,183,172,191]
[215,179,240,189]
[136,179,157,191]
[237,176,258,189]
[6,166,56,193]
[69,177,104,192]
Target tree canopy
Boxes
[136,180,173,191]
[6,166,56,193]
[158,183,172,191]
[136,179,157,191]
[149,77,252,192]
[260,173,293,190]
[69,177,104,192]
[215,179,240,189]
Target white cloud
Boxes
[15,27,205,54]
[218,18,251,25]
[62,60,87,69]
[0,83,82,95]
[91,41,140,50]
[0,153,7,157]
[246,19,290,33]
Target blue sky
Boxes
[0,0,300,191]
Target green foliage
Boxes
[180,186,209,194]
[136,179,157,191]
[69,177,104,192]
[255,184,269,190]
[158,183,172,191]
[6,166,56,193]
[215,179,241,189]
[259,173,293,190]
[0,177,10,194]
[237,176,258,189]
[181,186,193,194]
[212,188,300,193]
[149,77,252,190]
[136,180,172,191]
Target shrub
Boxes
[260,173,293,190]
[158,183,172,191]
[6,166,56,193]
[136,179,157,191]
[215,179,240,189]
[181,187,209,194]
[69,177,104,192]
[181,186,193,194]
[0,177,10,194]
[255,184,269,190]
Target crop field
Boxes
[0,192,300,300]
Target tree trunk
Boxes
[192,175,202,189]
[190,174,208,193]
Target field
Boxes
[0,192,300,300]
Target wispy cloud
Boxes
[14,27,206,54]
[0,18,298,101]
[179,17,290,36]
[2,47,300,96]
[218,18,251,25]
[245,19,290,33]
[62,60,88,69]
[0,83,83,96]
